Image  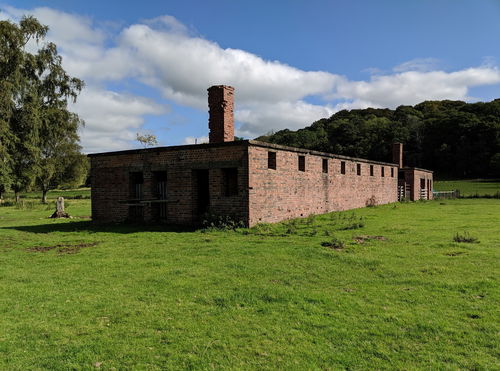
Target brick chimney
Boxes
[392,143,403,168]
[208,85,234,143]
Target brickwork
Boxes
[89,87,433,227]
[90,140,433,227]
[208,85,234,143]
[401,167,433,201]
[90,142,248,225]
[392,143,403,168]
[247,143,398,225]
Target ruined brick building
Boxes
[89,85,433,226]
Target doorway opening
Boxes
[193,169,210,220]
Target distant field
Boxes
[3,188,91,201]
[2,179,498,202]
[0,198,498,369]
[434,179,500,196]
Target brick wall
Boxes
[247,144,398,226]
[90,143,249,225]
[402,168,433,201]
[90,140,431,227]
[208,85,234,143]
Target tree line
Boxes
[0,17,88,203]
[257,99,500,178]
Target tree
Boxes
[37,141,89,203]
[0,16,84,202]
[136,132,158,147]
[258,99,500,179]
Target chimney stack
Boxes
[392,143,403,168]
[208,85,234,143]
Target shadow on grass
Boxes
[1,220,197,234]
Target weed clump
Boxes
[453,232,479,244]
[285,219,299,235]
[327,212,365,230]
[202,212,245,231]
[321,237,345,250]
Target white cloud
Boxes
[393,58,441,73]
[236,101,335,138]
[117,23,338,108]
[331,67,500,109]
[3,6,105,55]
[70,87,165,153]
[2,5,500,151]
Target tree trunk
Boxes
[42,189,48,204]
[15,192,20,203]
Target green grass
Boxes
[0,199,499,369]
[434,179,500,196]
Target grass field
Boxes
[434,179,500,196]
[0,199,499,369]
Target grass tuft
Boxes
[453,231,479,243]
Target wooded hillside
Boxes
[257,99,500,178]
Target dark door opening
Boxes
[194,169,210,218]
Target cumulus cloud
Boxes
[70,87,165,153]
[331,67,500,109]
[236,101,335,137]
[2,5,500,152]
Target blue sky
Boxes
[2,0,499,153]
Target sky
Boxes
[1,0,500,153]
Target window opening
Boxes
[223,168,238,196]
[356,164,361,176]
[381,167,385,177]
[370,165,374,176]
[129,172,143,200]
[298,155,305,172]
[341,161,346,174]
[268,152,276,170]
[322,159,328,173]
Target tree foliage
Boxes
[136,132,159,147]
[257,100,500,178]
[0,16,86,201]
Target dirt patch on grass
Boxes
[353,235,387,244]
[27,245,57,252]
[27,242,99,254]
